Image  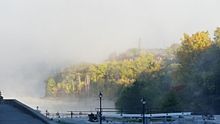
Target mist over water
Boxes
[0,0,220,111]
[16,97,115,113]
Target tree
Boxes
[161,91,180,112]
[175,31,220,113]
[47,77,57,96]
[214,27,220,47]
[116,69,170,113]
[177,31,212,67]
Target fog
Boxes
[0,0,220,107]
[16,96,115,113]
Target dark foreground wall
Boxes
[0,99,55,124]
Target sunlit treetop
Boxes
[181,31,212,52]
[176,31,213,67]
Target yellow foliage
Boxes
[78,81,86,91]
[47,77,57,96]
[181,31,212,52]
[214,27,220,47]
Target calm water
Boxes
[15,96,115,113]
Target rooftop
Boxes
[0,99,56,124]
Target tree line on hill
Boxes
[45,27,220,114]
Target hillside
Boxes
[45,27,220,114]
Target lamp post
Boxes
[0,91,3,101]
[99,92,103,124]
[141,98,146,124]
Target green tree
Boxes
[161,91,180,112]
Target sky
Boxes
[0,0,220,97]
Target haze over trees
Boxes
[45,27,220,114]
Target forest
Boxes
[45,27,220,114]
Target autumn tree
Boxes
[214,27,220,47]
[46,77,57,96]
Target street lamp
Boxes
[0,91,3,101]
[99,92,103,124]
[141,98,146,124]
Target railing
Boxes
[42,111,91,119]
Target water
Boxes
[14,96,115,113]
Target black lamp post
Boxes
[99,92,103,124]
[141,98,146,124]
[0,91,3,101]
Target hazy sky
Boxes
[0,0,220,97]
